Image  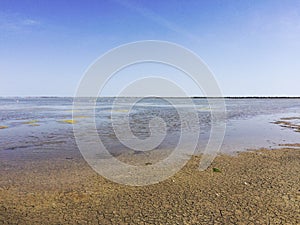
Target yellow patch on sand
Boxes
[29,124,40,126]
[73,116,89,119]
[198,107,210,111]
[62,119,76,124]
[23,120,38,124]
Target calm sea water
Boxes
[0,97,299,160]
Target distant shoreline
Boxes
[1,96,300,99]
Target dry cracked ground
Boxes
[0,146,299,224]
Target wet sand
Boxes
[0,145,299,224]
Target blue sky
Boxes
[0,0,300,96]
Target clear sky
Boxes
[0,0,300,96]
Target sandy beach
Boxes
[1,145,299,224]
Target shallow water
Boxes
[0,97,299,159]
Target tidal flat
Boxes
[0,98,300,224]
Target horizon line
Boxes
[1,95,300,99]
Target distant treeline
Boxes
[192,96,300,99]
[9,96,300,99]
